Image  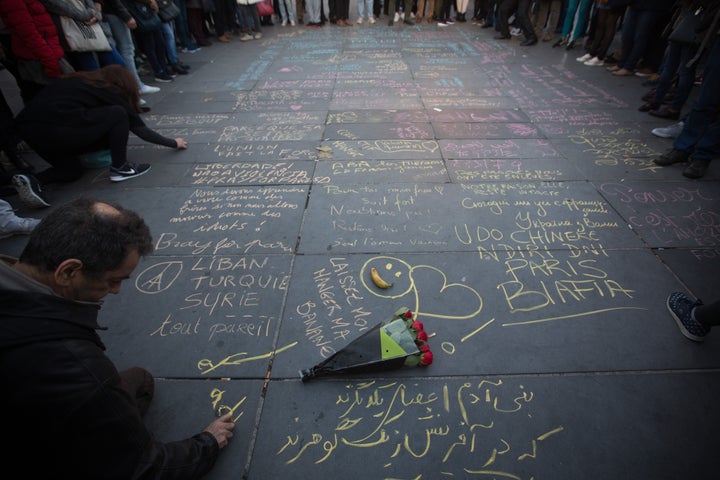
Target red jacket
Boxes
[0,0,65,77]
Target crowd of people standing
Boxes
[0,0,718,233]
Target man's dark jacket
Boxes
[0,287,219,479]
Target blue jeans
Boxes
[278,0,297,22]
[160,21,179,64]
[68,45,125,72]
[618,7,663,71]
[357,0,372,18]
[674,39,720,162]
[653,41,698,112]
[238,4,262,31]
[173,0,198,49]
[306,0,322,23]
[105,15,143,86]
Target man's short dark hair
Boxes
[20,197,154,277]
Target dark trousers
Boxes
[497,0,534,38]
[17,105,131,183]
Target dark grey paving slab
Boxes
[321,139,442,160]
[314,159,450,183]
[433,122,545,139]
[235,89,332,111]
[438,138,560,159]
[299,181,642,255]
[275,249,714,379]
[446,158,584,182]
[428,108,531,123]
[326,109,430,123]
[248,373,720,479]
[141,379,262,479]
[597,180,720,248]
[655,248,720,301]
[72,185,307,255]
[101,254,291,378]
[323,122,435,140]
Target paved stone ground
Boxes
[2,16,719,480]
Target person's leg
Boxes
[105,14,154,92]
[674,40,720,154]
[495,0,515,36]
[68,51,101,72]
[622,9,661,72]
[695,300,720,328]
[666,44,699,113]
[174,0,199,50]
[650,42,681,105]
[560,0,578,37]
[595,8,620,59]
[516,0,536,40]
[568,0,591,42]
[96,44,126,68]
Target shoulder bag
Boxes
[157,0,181,22]
[668,7,704,44]
[59,0,111,52]
[256,0,274,16]
[125,1,163,31]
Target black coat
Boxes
[0,288,219,479]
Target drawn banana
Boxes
[370,267,393,289]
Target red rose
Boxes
[416,331,428,342]
[419,351,433,366]
[411,321,424,332]
[403,310,413,319]
[419,344,431,353]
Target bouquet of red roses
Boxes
[300,306,433,381]
[394,307,433,367]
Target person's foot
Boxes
[12,174,50,208]
[653,148,690,166]
[682,158,710,179]
[651,121,684,139]
[240,33,253,40]
[356,17,363,24]
[180,46,201,53]
[139,84,160,95]
[217,34,231,42]
[606,65,620,72]
[542,31,553,41]
[154,72,174,82]
[368,16,375,23]
[667,292,707,341]
[565,40,575,50]
[109,162,151,182]
[169,63,189,75]
[520,36,538,46]
[612,68,634,76]
[0,212,40,239]
[552,35,568,47]
[576,53,592,62]
[638,102,660,112]
[254,32,263,39]
[648,106,681,120]
[584,56,604,66]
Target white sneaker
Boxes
[290,20,296,25]
[393,12,400,22]
[576,53,592,62]
[357,17,363,24]
[139,84,160,95]
[584,56,604,66]
[652,121,685,139]
[369,16,375,23]
[0,213,40,239]
[281,19,287,26]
